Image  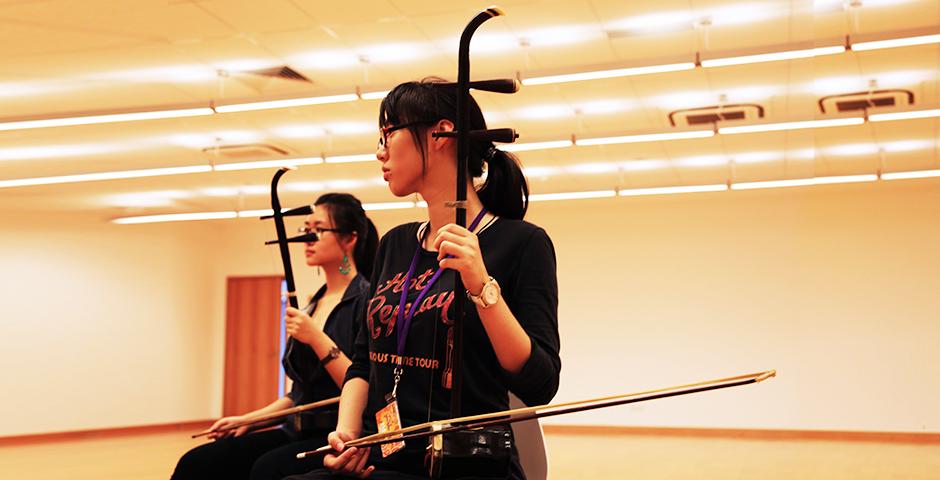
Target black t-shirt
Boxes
[345,218,560,473]
[284,274,370,406]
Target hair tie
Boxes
[484,146,499,161]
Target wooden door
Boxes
[222,275,283,416]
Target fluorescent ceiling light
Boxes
[362,201,416,211]
[577,130,713,146]
[619,184,727,196]
[719,117,863,135]
[214,157,323,171]
[113,211,238,224]
[360,90,389,100]
[731,178,816,190]
[521,63,695,86]
[731,174,876,190]
[501,140,574,152]
[237,209,275,218]
[325,154,376,164]
[0,165,212,189]
[701,46,845,68]
[529,190,617,202]
[852,33,940,52]
[0,107,214,132]
[215,94,359,113]
[869,108,940,122]
[881,169,940,180]
[813,174,878,185]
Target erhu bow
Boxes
[297,370,777,456]
[192,397,339,439]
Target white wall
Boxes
[0,213,219,436]
[530,179,940,432]
[2,178,939,436]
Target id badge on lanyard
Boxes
[377,210,488,458]
[375,365,406,457]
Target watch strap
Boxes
[320,346,341,366]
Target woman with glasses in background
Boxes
[172,193,379,480]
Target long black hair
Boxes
[378,77,529,219]
[314,193,379,279]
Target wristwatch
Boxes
[320,346,341,366]
[467,276,500,309]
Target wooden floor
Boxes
[2,427,939,479]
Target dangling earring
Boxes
[339,253,351,275]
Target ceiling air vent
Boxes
[245,66,312,83]
[818,90,914,114]
[201,144,291,160]
[668,104,764,127]
[227,65,313,93]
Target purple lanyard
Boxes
[395,209,488,356]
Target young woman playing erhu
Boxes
[288,79,560,479]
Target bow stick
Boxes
[430,5,521,418]
[297,369,776,458]
[192,396,340,439]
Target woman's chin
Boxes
[388,184,415,198]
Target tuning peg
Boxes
[432,128,518,144]
[433,78,520,94]
[260,204,312,220]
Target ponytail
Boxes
[355,217,379,279]
[476,146,528,219]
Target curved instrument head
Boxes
[484,6,505,17]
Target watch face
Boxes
[482,283,499,305]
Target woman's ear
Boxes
[435,119,455,133]
[431,119,456,151]
[341,231,359,253]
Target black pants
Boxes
[282,449,523,480]
[285,469,519,480]
[171,427,328,480]
[284,469,427,480]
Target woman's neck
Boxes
[421,182,485,248]
[321,263,355,296]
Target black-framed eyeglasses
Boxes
[297,226,342,238]
[378,120,438,149]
